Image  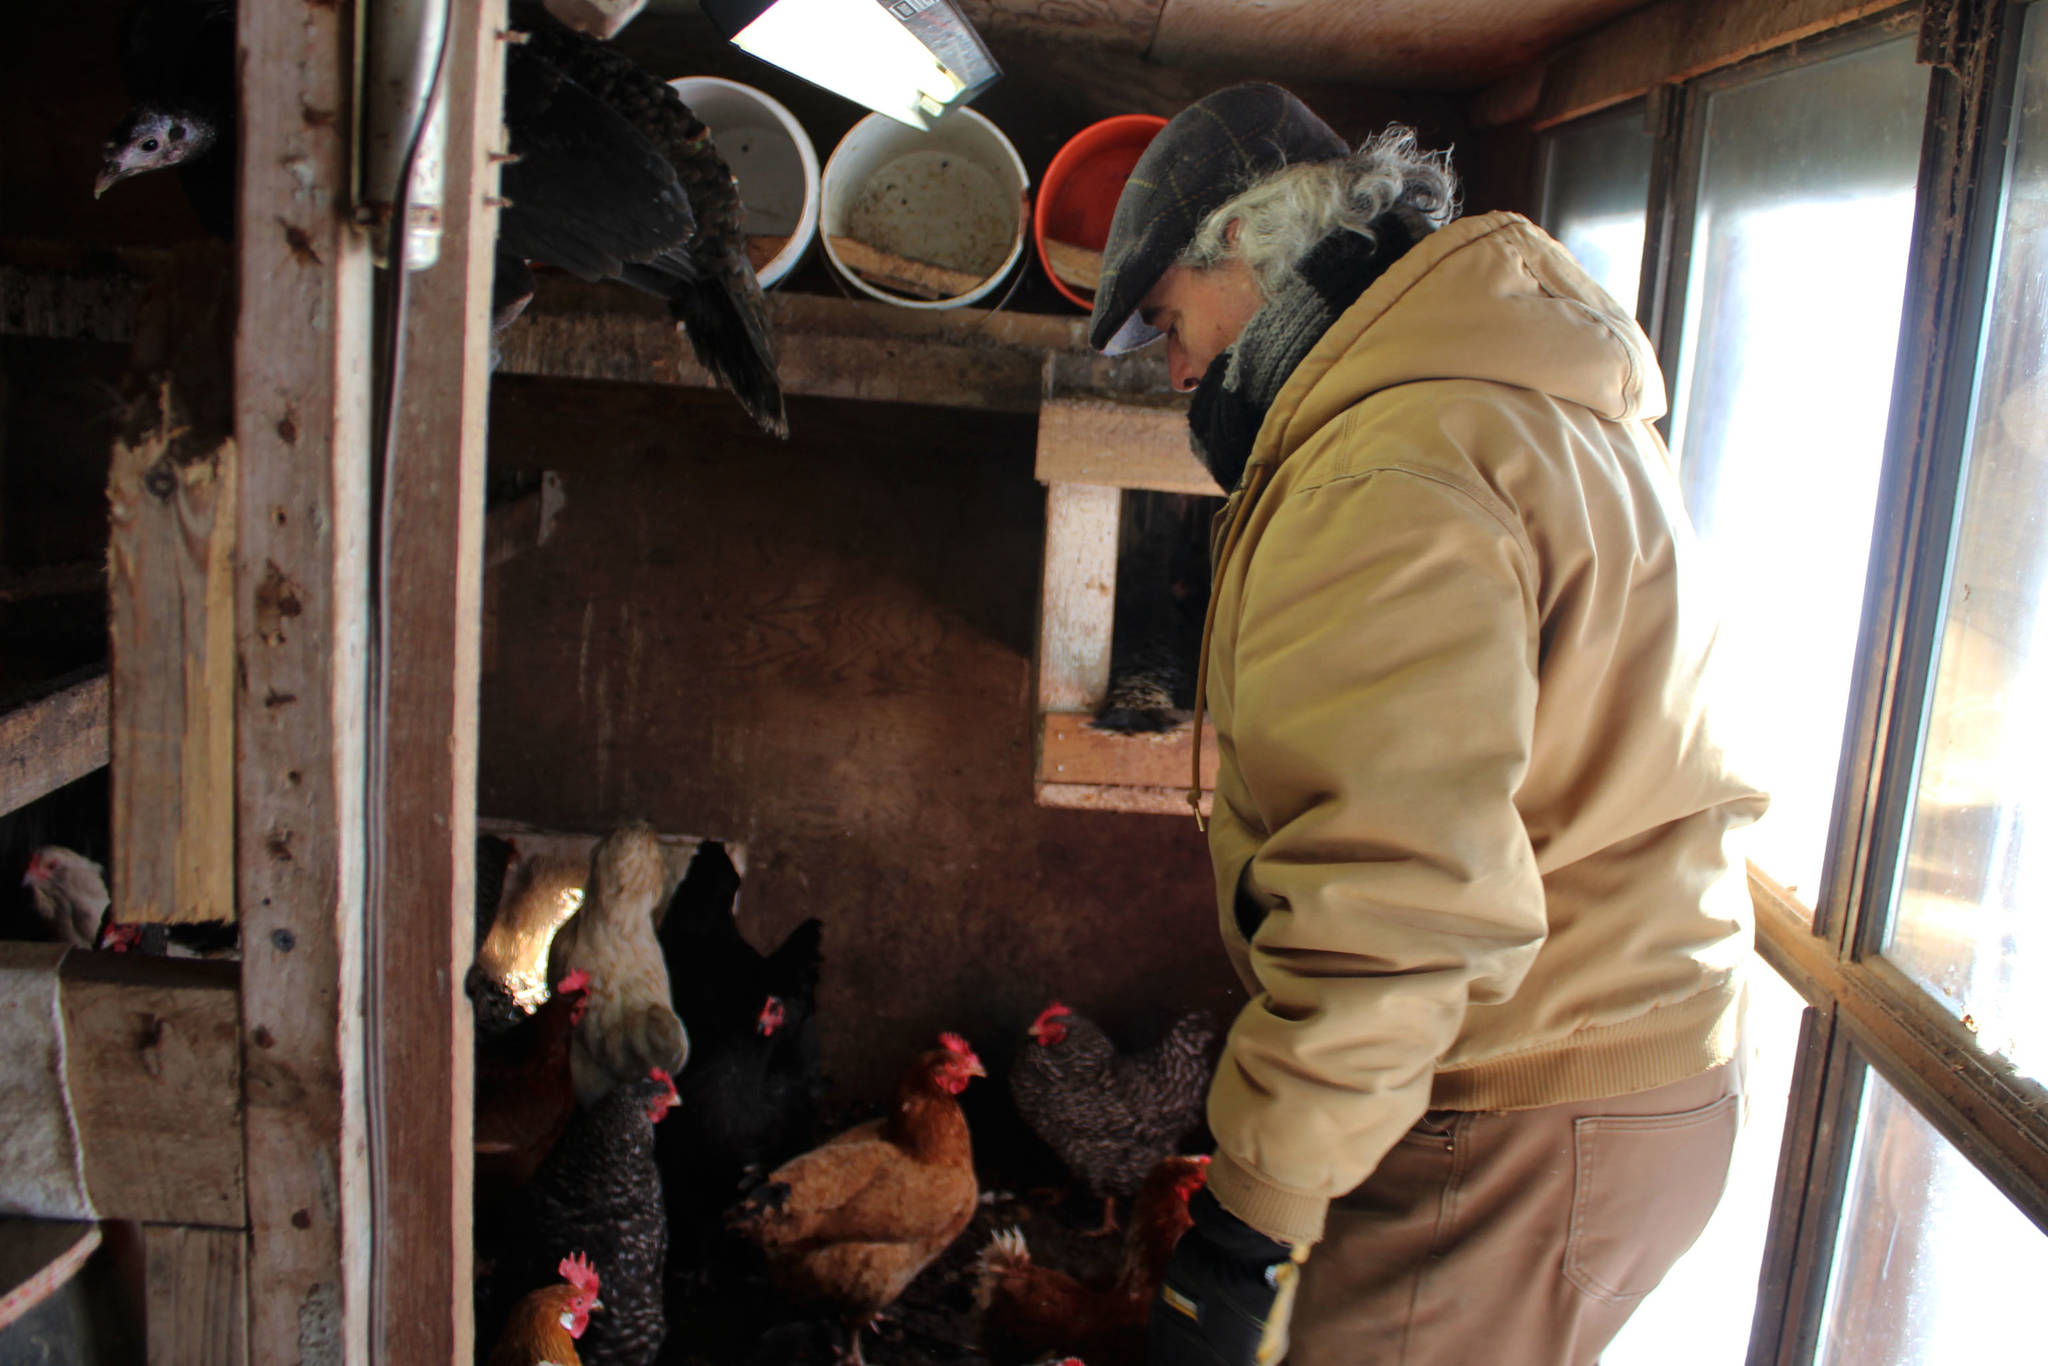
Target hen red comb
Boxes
[558,1252,600,1296]
[556,968,591,995]
[940,1032,973,1055]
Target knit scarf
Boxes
[1187,222,1417,492]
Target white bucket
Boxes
[820,109,1031,310]
[666,76,819,290]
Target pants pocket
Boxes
[1563,1091,1740,1302]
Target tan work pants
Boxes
[1286,1063,1741,1366]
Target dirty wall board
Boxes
[478,376,1246,1106]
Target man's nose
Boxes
[1169,344,1201,392]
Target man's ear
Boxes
[1225,217,1244,247]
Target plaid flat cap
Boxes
[1089,83,1348,355]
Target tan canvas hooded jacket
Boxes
[1198,211,1769,1247]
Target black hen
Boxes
[485,1068,679,1366]
[507,4,787,436]
[1008,1003,1216,1236]
[98,0,235,236]
[656,841,824,1246]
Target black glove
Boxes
[1150,1188,1309,1366]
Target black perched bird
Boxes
[656,841,824,1242]
[97,0,786,435]
[97,0,235,237]
[506,3,787,436]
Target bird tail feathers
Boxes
[974,1226,1031,1308]
[670,267,787,438]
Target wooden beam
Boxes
[0,670,109,818]
[1035,483,1120,714]
[494,277,1172,412]
[1036,780,1214,816]
[1035,397,1217,494]
[0,562,104,603]
[1470,0,1902,129]
[51,950,244,1227]
[0,247,1179,413]
[144,1225,248,1366]
[369,3,503,1359]
[233,0,374,1358]
[1037,712,1219,790]
[109,250,237,927]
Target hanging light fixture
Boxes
[701,0,1001,130]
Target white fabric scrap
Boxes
[0,948,97,1219]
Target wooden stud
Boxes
[367,2,504,1358]
[0,670,109,818]
[109,250,237,927]
[233,0,374,1357]
[1035,398,1218,495]
[1035,483,1121,714]
[144,1226,248,1366]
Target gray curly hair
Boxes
[1179,125,1459,297]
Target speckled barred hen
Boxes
[1008,1003,1217,1235]
[492,1069,680,1366]
[508,2,787,436]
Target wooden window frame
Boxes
[1529,3,2048,1361]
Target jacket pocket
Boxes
[1563,1092,1739,1302]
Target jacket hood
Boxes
[1254,212,1668,473]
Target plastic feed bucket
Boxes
[666,76,820,289]
[820,109,1031,310]
[1034,114,1168,310]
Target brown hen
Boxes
[978,1155,1210,1366]
[729,1033,986,1365]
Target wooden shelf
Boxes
[0,240,1174,415]
[1031,396,1219,815]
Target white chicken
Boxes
[547,821,689,1106]
[21,846,110,948]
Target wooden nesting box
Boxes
[1032,394,1223,814]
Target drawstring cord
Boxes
[1188,463,1272,829]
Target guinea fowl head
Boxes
[98,106,218,197]
[1025,1001,1072,1047]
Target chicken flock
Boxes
[462,824,1219,1366]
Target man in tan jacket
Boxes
[1089,86,1769,1366]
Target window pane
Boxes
[1603,960,1806,1366]
[1538,102,1653,318]
[1815,1065,2048,1364]
[1886,3,2048,1085]
[1670,36,1930,902]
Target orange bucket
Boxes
[1033,114,1169,310]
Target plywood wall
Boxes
[478,376,1248,1108]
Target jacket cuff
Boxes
[1207,1149,1330,1247]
